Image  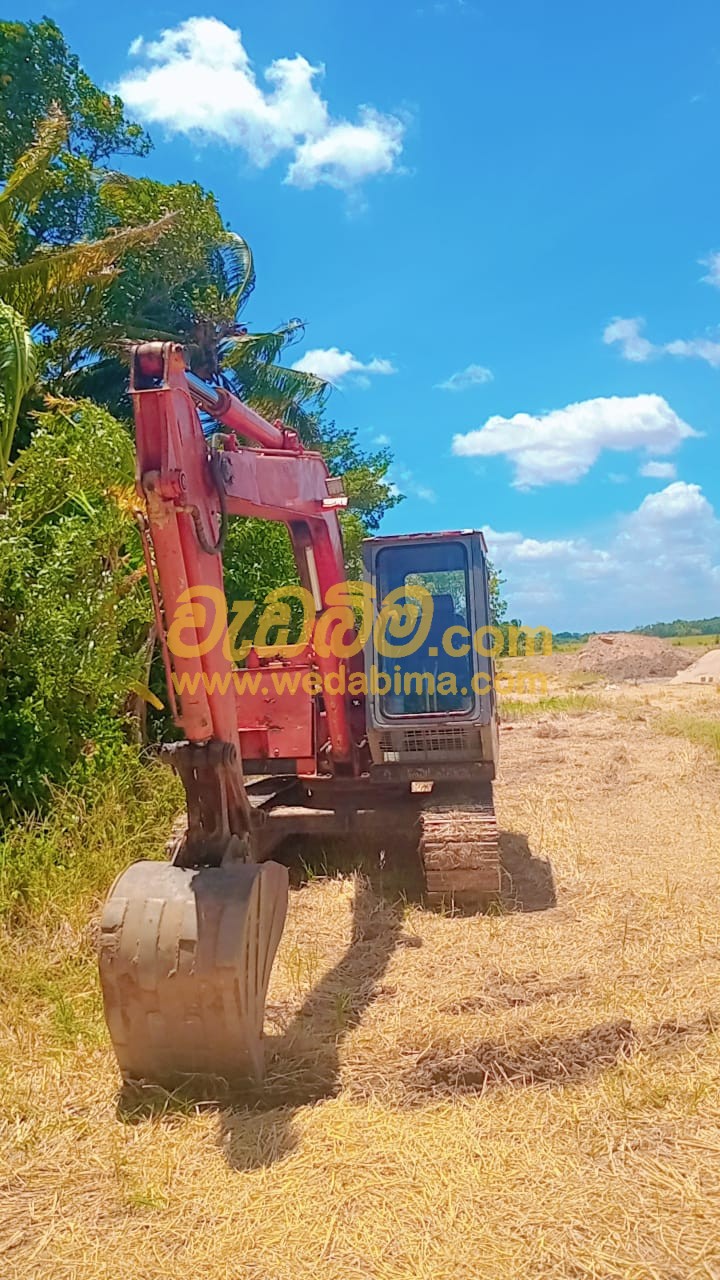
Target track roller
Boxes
[98,859,288,1086]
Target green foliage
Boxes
[0,17,496,825]
[0,399,149,813]
[92,176,241,347]
[223,518,299,608]
[0,18,150,240]
[89,176,327,431]
[0,106,172,412]
[0,750,180,927]
[487,559,507,626]
[0,299,36,476]
[635,617,720,638]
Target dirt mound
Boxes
[672,648,720,684]
[575,632,695,681]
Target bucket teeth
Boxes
[98,859,289,1086]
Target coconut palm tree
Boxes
[0,107,173,362]
[206,246,328,438]
[1,109,325,442]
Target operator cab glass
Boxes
[375,540,474,717]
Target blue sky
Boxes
[18,0,720,628]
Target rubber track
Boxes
[418,789,500,909]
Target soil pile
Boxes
[672,648,720,685]
[575,632,695,681]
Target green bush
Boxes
[0,399,149,814]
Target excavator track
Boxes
[418,786,500,912]
[98,858,288,1086]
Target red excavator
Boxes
[98,342,500,1085]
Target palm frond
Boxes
[216,233,255,309]
[0,301,37,477]
[237,359,326,411]
[0,107,68,229]
[0,225,13,268]
[221,329,289,371]
[0,214,176,325]
[237,362,326,442]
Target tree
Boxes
[317,420,400,573]
[487,560,507,627]
[0,398,149,813]
[0,18,150,246]
[0,17,406,813]
[0,106,176,473]
[0,108,172,394]
[86,175,327,433]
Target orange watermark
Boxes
[165,583,554,664]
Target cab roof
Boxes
[362,529,488,552]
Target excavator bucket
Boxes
[98,859,289,1086]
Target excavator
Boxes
[98,342,500,1086]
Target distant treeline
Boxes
[633,618,720,638]
[551,620,720,643]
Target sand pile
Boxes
[575,632,695,681]
[672,648,720,685]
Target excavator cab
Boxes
[363,531,499,783]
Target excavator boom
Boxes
[98,342,501,1088]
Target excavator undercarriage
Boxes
[98,342,501,1088]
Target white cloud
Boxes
[640,460,677,479]
[287,111,404,189]
[291,347,396,387]
[452,394,697,488]
[602,317,654,362]
[115,17,405,190]
[484,482,720,630]
[628,480,712,527]
[373,432,391,446]
[436,363,494,392]
[604,314,720,369]
[701,251,720,288]
[663,337,720,367]
[391,467,436,503]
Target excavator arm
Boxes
[98,342,358,1086]
[131,342,357,866]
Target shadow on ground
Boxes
[399,1009,718,1101]
[117,865,405,1162]
[499,831,556,912]
[117,828,557,1169]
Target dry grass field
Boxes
[2,679,720,1279]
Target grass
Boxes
[564,669,605,689]
[0,751,181,1062]
[499,692,602,721]
[550,637,586,652]
[0,749,181,928]
[2,687,720,1278]
[657,710,720,761]
[668,633,719,647]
